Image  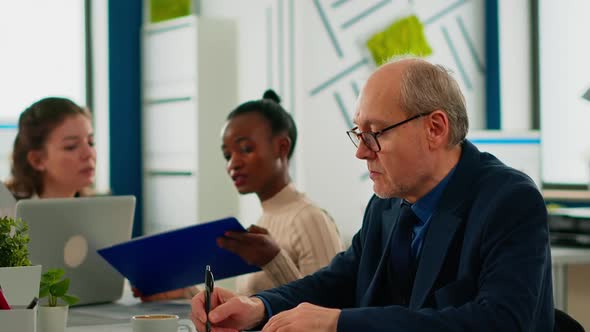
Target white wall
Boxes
[201,0,533,243]
[200,0,271,227]
[538,0,590,186]
[91,0,111,194]
[498,0,532,130]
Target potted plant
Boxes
[38,268,79,332]
[0,216,42,306]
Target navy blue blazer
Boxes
[258,140,554,331]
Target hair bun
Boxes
[263,89,281,104]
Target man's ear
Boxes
[27,150,47,172]
[424,110,450,148]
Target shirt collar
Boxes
[261,183,301,213]
[405,165,457,224]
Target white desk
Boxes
[67,283,195,332]
[65,248,590,330]
[551,247,590,311]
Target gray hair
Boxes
[396,59,469,146]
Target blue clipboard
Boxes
[97,217,260,296]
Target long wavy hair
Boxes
[5,97,93,199]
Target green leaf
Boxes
[38,267,77,306]
[39,285,50,298]
[60,294,79,306]
[366,15,433,66]
[0,217,31,267]
[50,278,70,297]
[41,269,64,284]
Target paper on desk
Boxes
[66,323,129,332]
[70,300,191,322]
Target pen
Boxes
[26,297,39,309]
[0,284,11,310]
[205,265,214,332]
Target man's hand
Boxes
[217,225,280,266]
[262,303,340,332]
[191,287,267,331]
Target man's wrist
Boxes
[247,296,269,330]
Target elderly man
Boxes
[191,57,554,331]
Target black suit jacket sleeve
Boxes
[256,196,380,314]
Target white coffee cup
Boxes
[131,314,195,332]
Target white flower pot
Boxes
[0,265,42,305]
[0,306,37,332]
[38,305,69,332]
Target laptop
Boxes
[15,196,136,306]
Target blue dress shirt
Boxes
[407,166,456,259]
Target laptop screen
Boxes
[15,196,136,306]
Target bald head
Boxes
[359,57,468,146]
[360,58,415,116]
[372,57,423,80]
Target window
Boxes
[0,0,86,181]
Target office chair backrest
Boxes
[555,308,585,332]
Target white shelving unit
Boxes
[141,15,238,234]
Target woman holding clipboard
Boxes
[136,90,343,301]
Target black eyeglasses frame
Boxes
[346,112,432,152]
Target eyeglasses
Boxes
[346,113,429,152]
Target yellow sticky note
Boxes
[366,15,433,66]
[150,0,191,23]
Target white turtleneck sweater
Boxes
[236,183,344,296]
